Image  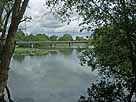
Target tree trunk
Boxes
[0,0,29,101]
[0,31,16,101]
[0,1,4,32]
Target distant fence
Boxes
[16,41,89,48]
[0,39,89,43]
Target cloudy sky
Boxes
[19,0,90,36]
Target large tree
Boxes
[79,25,132,101]
[0,0,29,101]
[50,35,58,41]
[46,0,136,101]
[58,34,73,41]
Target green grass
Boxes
[14,47,48,56]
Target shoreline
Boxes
[14,48,48,56]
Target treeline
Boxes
[16,31,89,41]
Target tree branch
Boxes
[91,0,118,25]
[5,85,14,102]
[19,16,32,23]
[1,9,12,39]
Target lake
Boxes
[8,49,97,102]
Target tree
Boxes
[16,31,25,41]
[58,34,73,41]
[79,25,131,101]
[46,0,136,101]
[0,0,29,101]
[24,34,36,41]
[35,34,49,41]
[76,36,86,41]
[50,35,58,41]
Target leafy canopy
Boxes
[79,25,132,101]
[46,0,136,101]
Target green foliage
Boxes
[81,25,131,74]
[34,34,49,41]
[75,36,86,41]
[16,32,49,41]
[78,80,127,102]
[15,33,77,41]
[58,34,73,41]
[46,0,136,101]
[93,26,130,73]
[50,35,58,41]
[14,48,48,56]
[0,0,9,7]
[16,31,25,41]
[25,34,36,41]
[15,33,79,48]
[79,25,133,101]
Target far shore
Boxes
[14,47,49,56]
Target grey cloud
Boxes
[20,0,89,35]
[39,14,64,28]
[40,23,64,28]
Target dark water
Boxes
[8,49,97,102]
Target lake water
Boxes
[8,49,97,102]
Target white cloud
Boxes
[19,0,88,35]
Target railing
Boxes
[16,41,89,44]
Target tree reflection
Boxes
[59,48,73,56]
[12,55,25,63]
[76,48,86,54]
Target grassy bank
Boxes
[14,47,48,56]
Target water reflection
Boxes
[9,49,96,102]
[59,49,73,55]
[48,50,58,55]
[12,55,25,63]
[76,48,86,53]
